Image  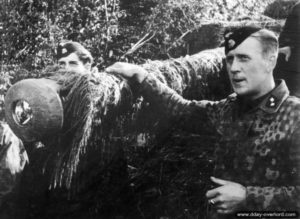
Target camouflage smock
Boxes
[140,73,300,218]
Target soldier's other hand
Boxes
[206,176,246,214]
[105,62,148,83]
[279,46,291,62]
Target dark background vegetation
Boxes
[1,0,297,118]
[0,0,298,218]
[0,0,297,74]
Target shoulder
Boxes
[278,95,300,126]
[282,95,300,112]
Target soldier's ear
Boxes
[269,54,278,71]
[265,53,277,72]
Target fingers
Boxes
[206,187,219,199]
[206,176,229,198]
[105,62,123,74]
[208,198,232,215]
[210,176,230,186]
[208,198,216,205]
[286,53,291,62]
[105,62,147,83]
[208,195,223,206]
[208,198,220,206]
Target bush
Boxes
[1,0,277,72]
[264,0,298,19]
[127,0,275,60]
[0,0,278,120]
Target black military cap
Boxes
[224,25,262,54]
[56,41,86,60]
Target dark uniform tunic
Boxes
[275,2,300,97]
[141,74,300,218]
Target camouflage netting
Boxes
[48,47,227,189]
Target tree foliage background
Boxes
[1,0,296,70]
[1,0,297,120]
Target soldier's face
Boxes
[226,37,273,100]
[58,53,90,75]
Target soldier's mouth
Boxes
[233,78,245,82]
[232,78,246,88]
[232,78,246,84]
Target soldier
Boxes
[4,40,128,219]
[274,1,300,97]
[56,41,95,74]
[106,26,300,218]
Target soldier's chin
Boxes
[58,68,89,76]
[233,86,244,94]
[234,88,260,100]
[233,87,251,97]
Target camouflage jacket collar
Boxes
[228,80,290,114]
[259,79,289,113]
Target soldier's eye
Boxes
[58,61,65,66]
[239,55,250,62]
[69,61,78,65]
[226,56,233,64]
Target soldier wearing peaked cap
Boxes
[106,25,300,218]
[56,41,94,75]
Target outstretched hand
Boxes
[206,176,246,214]
[105,62,148,83]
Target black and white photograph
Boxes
[0,0,299,218]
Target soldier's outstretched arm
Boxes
[106,62,219,129]
[106,62,148,84]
